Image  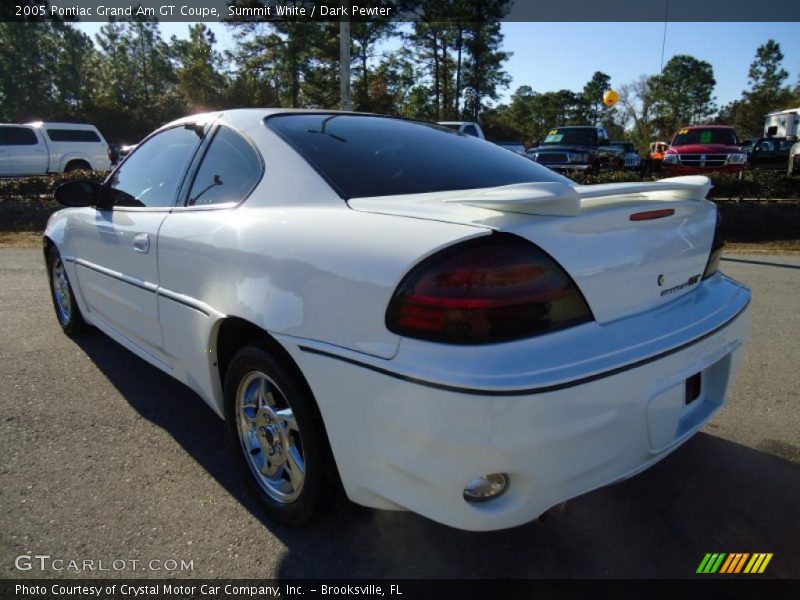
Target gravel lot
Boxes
[1,248,798,579]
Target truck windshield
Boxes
[672,128,739,146]
[542,128,596,146]
[267,114,569,199]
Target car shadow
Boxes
[72,333,800,579]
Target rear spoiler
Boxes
[443,175,712,216]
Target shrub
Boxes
[0,170,108,232]
[570,169,800,200]
[0,170,107,202]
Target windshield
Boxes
[267,114,569,199]
[612,142,635,153]
[671,128,739,146]
[439,123,461,131]
[542,128,596,146]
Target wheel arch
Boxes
[212,316,345,489]
[213,317,319,421]
[63,158,93,172]
[43,235,55,263]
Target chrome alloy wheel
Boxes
[236,371,305,503]
[51,257,72,325]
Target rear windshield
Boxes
[47,128,102,142]
[672,128,738,146]
[266,114,568,199]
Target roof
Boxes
[676,125,736,129]
[23,121,101,129]
[765,108,800,116]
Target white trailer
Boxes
[764,108,800,138]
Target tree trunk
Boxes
[361,51,369,108]
[455,28,463,117]
[432,30,440,120]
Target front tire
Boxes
[47,246,88,335]
[224,345,336,527]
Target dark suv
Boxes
[526,126,623,174]
[746,137,795,171]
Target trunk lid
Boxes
[348,176,717,324]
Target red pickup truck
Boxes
[661,125,748,175]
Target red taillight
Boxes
[386,234,593,344]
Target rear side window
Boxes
[0,126,38,146]
[267,114,567,199]
[46,128,101,143]
[463,125,479,137]
[187,126,262,206]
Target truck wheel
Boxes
[64,160,91,173]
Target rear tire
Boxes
[47,246,88,335]
[64,160,91,173]
[224,345,337,527]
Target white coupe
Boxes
[45,110,751,531]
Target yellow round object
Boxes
[603,90,619,107]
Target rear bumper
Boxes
[281,275,751,531]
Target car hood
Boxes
[669,144,742,154]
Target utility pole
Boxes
[340,15,352,111]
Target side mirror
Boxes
[54,181,101,208]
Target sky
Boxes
[75,21,800,109]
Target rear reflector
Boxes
[629,208,675,221]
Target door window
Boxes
[106,126,204,208]
[0,126,38,145]
[462,125,479,137]
[186,127,262,206]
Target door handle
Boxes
[133,233,150,254]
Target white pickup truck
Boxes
[0,122,111,176]
[437,121,486,139]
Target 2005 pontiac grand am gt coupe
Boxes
[45,110,751,531]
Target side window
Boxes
[186,126,262,206]
[107,126,203,208]
[462,125,479,137]
[0,126,38,146]
[47,129,101,143]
